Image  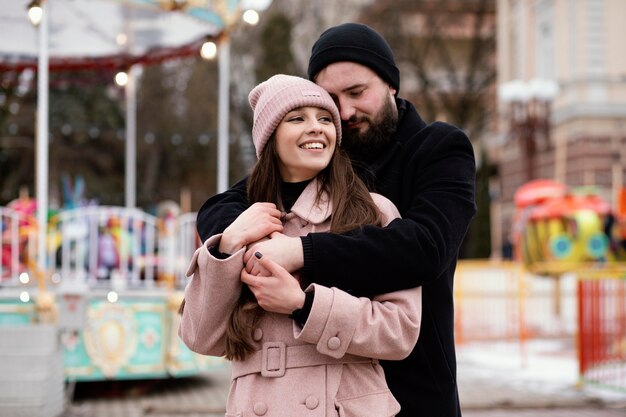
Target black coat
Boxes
[196,98,477,417]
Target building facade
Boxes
[493,0,626,255]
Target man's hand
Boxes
[219,203,283,254]
[241,253,305,314]
[244,232,304,274]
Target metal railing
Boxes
[0,207,37,286]
[1,206,199,290]
[454,260,577,344]
[577,268,626,391]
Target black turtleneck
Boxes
[280,179,311,212]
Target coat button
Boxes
[327,336,341,350]
[253,401,268,415]
[252,328,263,341]
[305,395,319,410]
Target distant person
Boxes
[179,75,422,417]
[195,23,476,417]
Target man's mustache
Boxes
[342,116,369,128]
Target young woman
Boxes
[179,75,422,417]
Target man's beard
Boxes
[341,96,398,163]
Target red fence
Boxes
[578,273,626,391]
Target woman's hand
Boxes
[240,253,305,315]
[219,203,283,254]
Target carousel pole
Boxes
[123,6,137,209]
[35,1,49,275]
[125,65,137,208]
[216,32,230,193]
[214,0,265,193]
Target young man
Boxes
[195,23,476,417]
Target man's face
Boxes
[314,62,398,162]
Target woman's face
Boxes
[274,106,337,182]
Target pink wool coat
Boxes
[179,179,422,417]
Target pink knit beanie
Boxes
[248,74,342,158]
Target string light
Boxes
[200,41,217,60]
[115,71,129,87]
[19,272,30,284]
[116,33,128,46]
[27,0,43,26]
[242,9,259,25]
[107,291,119,303]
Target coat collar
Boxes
[286,178,333,225]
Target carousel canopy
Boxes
[0,0,255,71]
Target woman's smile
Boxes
[275,106,337,182]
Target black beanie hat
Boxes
[307,23,400,94]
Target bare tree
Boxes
[360,0,496,140]
[0,69,36,204]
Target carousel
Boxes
[0,0,269,387]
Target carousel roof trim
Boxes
[0,0,227,70]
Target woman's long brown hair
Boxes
[225,136,382,361]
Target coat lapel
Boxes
[288,178,333,225]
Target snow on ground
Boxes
[456,338,626,408]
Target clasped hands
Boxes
[219,203,306,314]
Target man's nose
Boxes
[337,98,355,121]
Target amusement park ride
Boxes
[0,0,272,390]
[0,179,222,382]
[511,179,626,273]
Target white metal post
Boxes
[36,2,49,273]
[125,65,137,208]
[217,34,231,193]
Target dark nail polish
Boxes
[255,252,263,259]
